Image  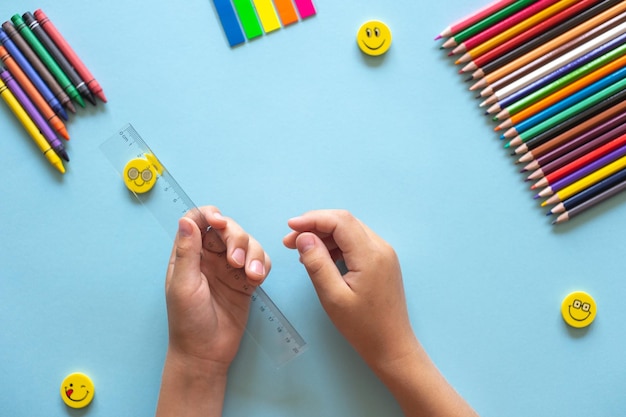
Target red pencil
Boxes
[462,0,601,71]
[451,0,560,55]
[435,0,518,39]
[531,133,626,189]
[34,9,107,103]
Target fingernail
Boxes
[178,219,193,237]
[250,260,265,276]
[297,234,316,254]
[232,248,245,267]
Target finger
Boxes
[244,235,272,285]
[167,217,203,295]
[295,232,350,302]
[287,210,371,260]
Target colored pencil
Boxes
[540,153,626,205]
[475,12,626,95]
[466,0,626,78]
[532,133,626,190]
[501,65,626,139]
[550,168,626,215]
[495,52,626,124]
[506,77,626,148]
[442,0,538,48]
[458,0,601,69]
[481,24,626,108]
[552,176,626,223]
[436,0,519,39]
[451,0,561,56]
[521,107,626,170]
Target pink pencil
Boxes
[451,0,560,54]
[34,9,107,103]
[435,0,518,40]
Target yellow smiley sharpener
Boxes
[123,154,163,194]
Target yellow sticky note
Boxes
[252,0,281,33]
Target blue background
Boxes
[1,1,625,416]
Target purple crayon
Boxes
[0,68,68,162]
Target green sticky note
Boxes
[232,0,263,39]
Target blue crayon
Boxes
[0,28,67,121]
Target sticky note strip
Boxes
[212,0,246,46]
[293,0,316,19]
[252,0,281,33]
[232,0,263,39]
[272,0,299,26]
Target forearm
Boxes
[156,350,229,417]
[369,338,479,417]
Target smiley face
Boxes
[123,157,158,194]
[561,291,596,328]
[357,20,392,56]
[60,373,95,409]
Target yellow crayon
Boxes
[541,155,626,207]
[0,78,65,174]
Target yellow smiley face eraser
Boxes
[561,291,596,328]
[60,372,95,408]
[357,20,392,56]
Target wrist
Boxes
[156,349,231,417]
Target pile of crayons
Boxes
[436,0,626,225]
[0,10,106,174]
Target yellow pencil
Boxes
[0,78,65,174]
[541,155,626,206]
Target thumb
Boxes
[169,218,203,292]
[296,233,348,302]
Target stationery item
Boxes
[100,124,307,367]
[0,68,68,161]
[552,177,626,223]
[459,0,601,67]
[0,45,69,139]
[519,102,626,166]
[512,89,626,155]
[232,0,263,40]
[441,0,538,48]
[495,51,626,123]
[252,0,281,33]
[550,167,626,215]
[0,77,65,174]
[532,132,626,190]
[452,0,569,57]
[22,12,95,106]
[33,9,107,103]
[10,14,84,108]
[501,65,626,138]
[0,22,75,114]
[272,0,299,26]
[436,0,519,39]
[466,0,626,79]
[505,77,626,148]
[540,152,626,205]
[212,0,246,47]
[293,0,316,19]
[482,24,626,108]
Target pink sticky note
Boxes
[293,0,316,19]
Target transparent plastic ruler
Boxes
[100,123,307,367]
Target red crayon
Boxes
[34,9,107,103]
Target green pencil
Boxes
[442,0,537,48]
[503,42,626,117]
[10,14,84,108]
[505,76,626,148]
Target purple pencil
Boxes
[528,120,626,183]
[535,142,626,198]
[0,68,68,161]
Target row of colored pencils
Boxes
[437,0,626,225]
[0,10,106,174]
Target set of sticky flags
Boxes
[213,0,316,47]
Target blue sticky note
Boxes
[212,0,246,47]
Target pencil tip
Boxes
[447,51,454,57]
[510,152,516,156]
[546,211,553,216]
[533,194,540,200]
[494,126,501,132]
[504,142,510,149]
[530,185,536,190]
[434,35,442,41]
[493,116,499,122]
[465,76,473,82]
